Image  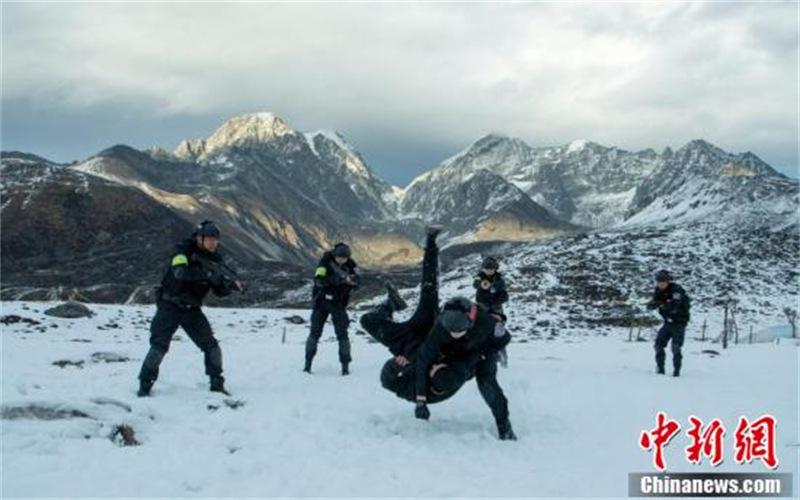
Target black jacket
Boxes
[473,271,509,312]
[158,239,236,308]
[312,251,360,307]
[650,283,691,325]
[415,307,511,400]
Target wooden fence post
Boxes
[722,304,729,349]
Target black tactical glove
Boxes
[415,401,430,420]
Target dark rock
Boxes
[285,315,306,325]
[44,302,94,319]
[109,424,139,446]
[91,352,131,363]
[1,403,92,420]
[52,359,85,369]
[224,399,246,410]
[0,315,41,326]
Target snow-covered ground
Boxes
[1,301,798,498]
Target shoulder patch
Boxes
[673,292,682,300]
[314,266,327,278]
[171,254,188,266]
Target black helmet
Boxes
[195,220,220,238]
[654,269,672,282]
[482,256,500,271]
[332,242,351,259]
[439,296,476,333]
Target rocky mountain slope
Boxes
[2,111,797,305]
[403,134,796,230]
[1,152,192,300]
[72,114,419,267]
[430,219,799,340]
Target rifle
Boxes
[192,253,244,293]
[328,262,358,287]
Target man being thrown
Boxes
[359,226,517,440]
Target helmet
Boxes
[332,243,351,259]
[439,296,477,333]
[482,256,500,271]
[654,269,672,282]
[195,220,220,238]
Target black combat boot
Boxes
[341,363,350,376]
[673,367,681,378]
[137,379,153,397]
[656,365,665,375]
[426,225,443,245]
[497,419,518,441]
[210,376,230,396]
[385,282,408,312]
[303,360,313,374]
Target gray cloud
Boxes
[2,2,797,184]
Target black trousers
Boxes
[139,301,223,384]
[360,241,439,356]
[654,322,687,371]
[306,300,351,364]
[475,351,509,425]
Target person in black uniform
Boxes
[361,226,466,402]
[305,242,360,375]
[360,227,516,440]
[647,269,691,377]
[413,296,515,440]
[473,256,509,316]
[137,221,243,397]
[474,255,510,366]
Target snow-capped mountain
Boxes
[3,111,797,304]
[399,167,573,245]
[405,134,796,229]
[70,114,419,268]
[172,113,395,222]
[301,129,397,220]
[407,134,661,228]
[624,139,798,227]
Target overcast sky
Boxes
[2,2,798,185]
